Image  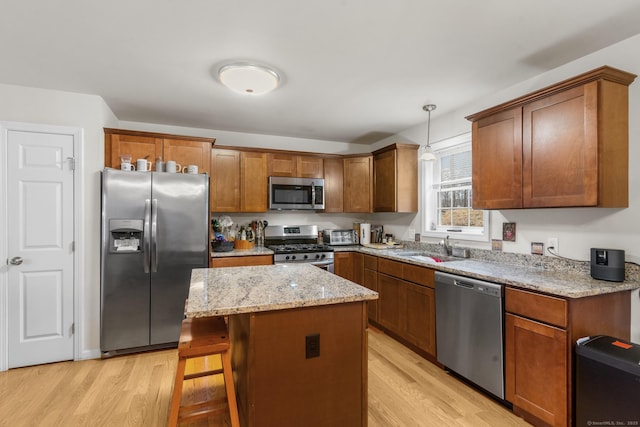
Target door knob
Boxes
[9,257,23,265]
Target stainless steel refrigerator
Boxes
[100,168,209,355]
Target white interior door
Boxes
[5,127,75,368]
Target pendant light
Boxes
[420,104,437,161]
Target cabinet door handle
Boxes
[9,257,23,265]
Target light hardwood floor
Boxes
[0,328,530,427]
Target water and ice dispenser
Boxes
[109,219,143,253]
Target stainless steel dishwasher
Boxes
[435,271,505,399]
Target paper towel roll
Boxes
[360,223,371,245]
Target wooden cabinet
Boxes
[506,313,567,427]
[333,252,354,281]
[343,155,373,213]
[267,153,323,178]
[163,138,212,174]
[470,107,523,209]
[467,66,636,209]
[373,143,418,212]
[505,286,631,427]
[210,148,267,213]
[323,157,344,212]
[334,251,364,284]
[210,149,240,212]
[362,255,378,323]
[377,273,403,334]
[104,128,214,172]
[376,258,436,358]
[240,151,268,212]
[335,252,379,324]
[352,252,364,285]
[210,254,273,268]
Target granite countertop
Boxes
[186,264,378,317]
[333,245,640,299]
[211,246,274,258]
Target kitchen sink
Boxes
[391,251,421,256]
[389,251,464,263]
[408,254,462,263]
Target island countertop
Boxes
[186,264,378,317]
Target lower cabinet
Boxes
[377,258,436,358]
[363,255,378,323]
[333,252,355,281]
[335,252,377,324]
[505,286,631,427]
[210,254,273,268]
[377,273,403,334]
[505,313,568,426]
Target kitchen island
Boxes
[186,264,378,427]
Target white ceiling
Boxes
[2,1,640,144]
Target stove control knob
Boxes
[320,254,326,259]
[285,255,290,261]
[315,254,321,260]
[291,255,296,261]
[303,254,309,260]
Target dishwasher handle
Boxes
[454,279,475,289]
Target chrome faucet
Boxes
[440,235,453,256]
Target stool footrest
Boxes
[184,368,224,381]
[178,398,229,423]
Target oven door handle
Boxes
[310,260,334,267]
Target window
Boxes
[422,133,489,241]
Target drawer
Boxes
[403,264,434,288]
[378,258,403,277]
[505,287,568,328]
[378,257,434,288]
[210,254,273,268]
[363,254,378,271]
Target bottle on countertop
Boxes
[240,227,246,241]
[256,220,264,247]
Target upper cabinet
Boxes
[210,149,241,212]
[323,157,344,213]
[344,155,373,213]
[373,143,418,212]
[210,148,267,213]
[467,66,636,209]
[104,128,214,173]
[267,153,324,178]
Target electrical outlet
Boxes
[305,334,320,359]
[547,237,559,252]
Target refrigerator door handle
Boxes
[143,199,151,273]
[151,198,158,272]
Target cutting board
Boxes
[362,243,404,250]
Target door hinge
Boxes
[71,323,75,335]
[67,157,76,171]
[71,241,75,252]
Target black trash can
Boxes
[575,335,640,426]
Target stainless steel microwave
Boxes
[268,176,325,210]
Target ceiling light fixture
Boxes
[218,63,280,95]
[420,104,437,161]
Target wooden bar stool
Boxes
[168,316,240,427]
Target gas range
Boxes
[265,225,334,266]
